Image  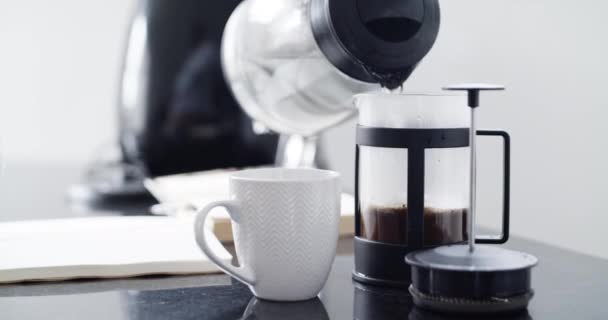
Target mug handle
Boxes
[475,130,510,244]
[194,200,256,285]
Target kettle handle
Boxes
[475,130,510,244]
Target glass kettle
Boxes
[221,0,441,136]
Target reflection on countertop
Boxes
[354,282,532,320]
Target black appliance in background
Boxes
[71,0,279,200]
[120,0,279,176]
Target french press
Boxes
[353,90,511,286]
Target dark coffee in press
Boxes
[360,206,468,245]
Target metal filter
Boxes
[405,84,538,314]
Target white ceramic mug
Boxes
[194,168,341,301]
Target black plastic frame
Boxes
[353,126,511,286]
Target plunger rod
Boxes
[468,107,477,252]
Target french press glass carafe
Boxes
[353,92,511,286]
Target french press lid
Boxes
[310,0,440,88]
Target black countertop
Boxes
[1,164,607,319]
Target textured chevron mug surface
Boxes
[194,168,341,301]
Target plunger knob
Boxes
[443,83,505,108]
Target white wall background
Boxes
[0,0,133,166]
[0,0,607,259]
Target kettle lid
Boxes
[311,0,440,88]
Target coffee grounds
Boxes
[360,206,468,245]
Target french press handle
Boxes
[474,130,510,244]
[444,84,510,246]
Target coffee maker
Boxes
[73,0,280,199]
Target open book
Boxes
[145,169,355,242]
[0,216,229,284]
